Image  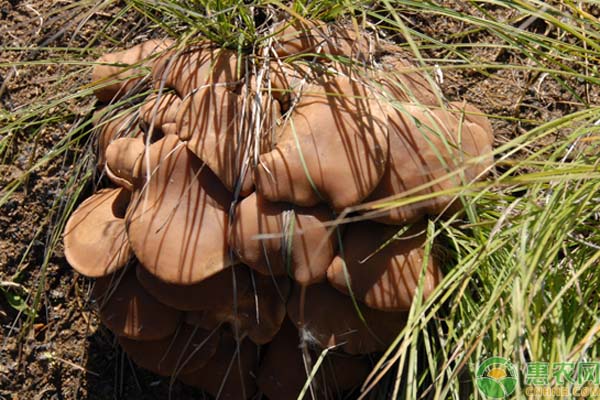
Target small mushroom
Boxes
[139,92,182,135]
[255,74,388,210]
[327,221,442,311]
[135,264,252,311]
[93,266,181,340]
[63,188,131,277]
[179,335,258,399]
[126,135,235,285]
[365,102,494,224]
[257,319,370,400]
[287,282,408,355]
[118,323,219,376]
[152,45,241,97]
[104,136,145,190]
[93,109,139,170]
[231,191,336,285]
[92,39,173,102]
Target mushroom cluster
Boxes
[64,20,494,399]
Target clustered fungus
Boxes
[63,20,494,399]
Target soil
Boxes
[0,1,597,399]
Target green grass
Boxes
[2,0,600,399]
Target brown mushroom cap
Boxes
[287,282,408,355]
[118,323,219,376]
[184,271,291,345]
[139,92,182,134]
[179,336,258,399]
[126,134,235,285]
[160,122,178,137]
[327,221,442,311]
[230,191,336,285]
[375,55,442,107]
[267,61,310,110]
[135,264,252,311]
[93,267,181,340]
[152,45,241,97]
[316,351,371,397]
[272,20,366,60]
[255,74,389,210]
[245,274,291,344]
[105,136,145,190]
[63,188,131,278]
[452,101,494,135]
[365,102,494,224]
[94,109,139,170]
[272,26,441,106]
[257,319,370,400]
[176,85,253,195]
[175,81,282,196]
[92,39,173,102]
[184,310,220,330]
[257,320,307,400]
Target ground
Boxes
[0,1,597,399]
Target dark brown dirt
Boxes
[0,1,202,398]
[0,1,597,399]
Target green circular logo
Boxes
[476,357,518,399]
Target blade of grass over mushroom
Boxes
[290,115,324,201]
[391,220,435,399]
[297,345,334,400]
[328,225,392,353]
